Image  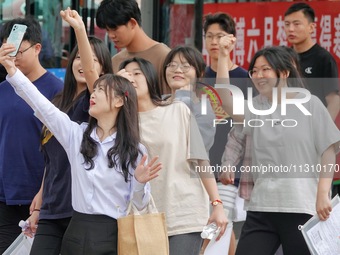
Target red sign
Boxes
[203,1,340,72]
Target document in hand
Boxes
[204,222,233,255]
[299,195,340,255]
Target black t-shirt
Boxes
[298,43,339,106]
[40,90,90,219]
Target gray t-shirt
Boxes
[243,93,340,215]
[174,90,216,154]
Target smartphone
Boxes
[7,24,27,57]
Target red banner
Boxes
[203,1,340,72]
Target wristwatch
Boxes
[211,199,223,206]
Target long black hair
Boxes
[55,36,113,113]
[80,74,141,182]
[40,36,113,149]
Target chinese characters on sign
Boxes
[203,2,340,71]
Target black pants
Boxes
[332,184,340,198]
[61,211,118,255]
[30,217,71,255]
[235,211,311,255]
[0,202,30,254]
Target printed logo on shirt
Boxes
[305,67,312,74]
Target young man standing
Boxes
[285,1,340,199]
[203,12,251,168]
[96,0,171,95]
[284,2,340,121]
[0,17,63,253]
[203,12,251,255]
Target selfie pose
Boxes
[0,43,161,255]
[0,17,63,252]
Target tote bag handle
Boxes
[126,195,158,216]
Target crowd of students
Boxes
[0,1,339,255]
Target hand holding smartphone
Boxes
[6,24,27,57]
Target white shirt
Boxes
[7,69,150,219]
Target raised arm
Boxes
[60,7,99,93]
[215,35,244,122]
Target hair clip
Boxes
[124,91,129,102]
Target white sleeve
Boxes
[130,144,151,210]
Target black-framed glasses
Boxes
[15,44,35,59]
[204,33,227,42]
[166,62,192,73]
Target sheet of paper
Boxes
[3,233,34,255]
[204,222,233,255]
[301,195,340,255]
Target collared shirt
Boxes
[7,69,150,219]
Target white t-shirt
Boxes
[139,102,210,236]
[243,93,340,215]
